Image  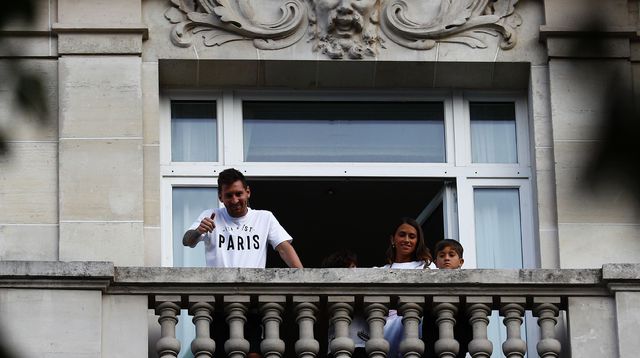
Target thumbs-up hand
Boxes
[197,212,216,234]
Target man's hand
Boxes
[197,212,216,234]
[183,212,215,247]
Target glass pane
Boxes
[172,187,217,358]
[172,187,217,268]
[171,101,217,162]
[470,102,517,163]
[474,188,523,269]
[243,101,445,162]
[474,188,524,358]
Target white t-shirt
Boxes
[381,260,430,269]
[188,207,293,268]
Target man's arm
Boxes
[183,229,202,248]
[275,240,303,268]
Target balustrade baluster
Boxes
[328,296,355,358]
[154,295,182,358]
[433,296,460,358]
[397,296,425,358]
[188,296,216,358]
[533,298,561,358]
[293,296,320,358]
[259,295,286,358]
[499,298,527,358]
[466,297,493,358]
[224,295,251,358]
[364,296,390,358]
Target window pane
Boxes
[473,189,527,358]
[243,101,445,162]
[474,188,523,269]
[171,101,217,162]
[470,102,517,163]
[172,187,217,267]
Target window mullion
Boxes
[452,90,469,167]
[222,90,242,165]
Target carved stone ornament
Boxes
[164,0,521,59]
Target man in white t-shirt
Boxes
[183,168,303,269]
[183,168,303,358]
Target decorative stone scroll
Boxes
[380,0,521,51]
[164,0,309,50]
[165,0,521,59]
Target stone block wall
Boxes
[0,3,59,261]
[2,0,640,272]
[542,0,640,268]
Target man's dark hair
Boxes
[434,239,464,259]
[321,249,358,268]
[218,168,248,189]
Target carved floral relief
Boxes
[164,0,521,59]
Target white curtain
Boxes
[172,187,218,358]
[474,188,524,358]
[172,187,217,268]
[471,119,517,163]
[171,101,217,162]
[172,118,217,162]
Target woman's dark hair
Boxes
[385,217,432,266]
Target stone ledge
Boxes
[0,260,114,278]
[539,25,638,40]
[52,23,149,40]
[603,264,640,280]
[2,262,638,296]
[114,267,602,286]
[0,261,114,291]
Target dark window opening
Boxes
[248,178,447,268]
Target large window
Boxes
[243,101,445,163]
[160,90,535,269]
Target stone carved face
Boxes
[312,0,380,59]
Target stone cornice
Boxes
[52,23,149,40]
[0,261,114,291]
[539,25,638,40]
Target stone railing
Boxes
[1,262,639,358]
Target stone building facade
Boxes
[1,0,639,357]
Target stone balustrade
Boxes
[1,262,639,357]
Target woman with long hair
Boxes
[380,217,432,357]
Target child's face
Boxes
[435,246,464,269]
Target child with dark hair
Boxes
[425,239,471,358]
[322,250,368,358]
[321,249,358,269]
[434,239,464,269]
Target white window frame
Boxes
[160,90,537,268]
[159,91,225,175]
[460,92,531,168]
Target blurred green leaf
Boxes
[0,130,8,156]
[0,1,36,28]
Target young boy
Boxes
[322,250,368,358]
[434,239,464,269]
[426,239,469,358]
